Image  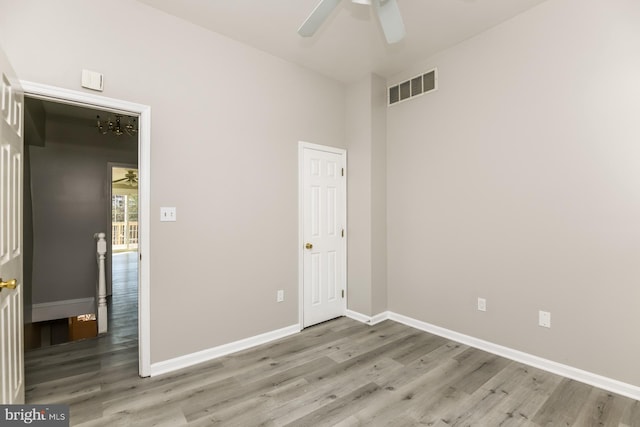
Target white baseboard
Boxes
[385,312,640,402]
[346,309,389,325]
[32,297,95,322]
[150,324,300,377]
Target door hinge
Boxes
[341,289,345,299]
[341,168,344,177]
[341,229,344,238]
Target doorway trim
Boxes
[21,80,152,377]
[298,141,347,329]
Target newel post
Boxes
[95,232,108,334]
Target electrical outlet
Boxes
[539,310,551,328]
[277,290,284,303]
[477,297,487,312]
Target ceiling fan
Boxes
[112,170,138,187]
[298,0,406,44]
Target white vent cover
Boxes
[81,69,104,92]
[388,68,437,106]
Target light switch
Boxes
[160,207,176,222]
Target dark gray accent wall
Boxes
[29,116,137,305]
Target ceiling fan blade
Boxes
[298,0,342,37]
[112,177,129,183]
[373,0,406,44]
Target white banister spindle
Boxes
[94,232,108,334]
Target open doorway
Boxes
[22,81,151,376]
[23,99,139,351]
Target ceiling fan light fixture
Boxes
[373,0,406,44]
[112,170,138,187]
[298,0,405,44]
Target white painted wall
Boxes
[0,0,346,363]
[387,0,640,387]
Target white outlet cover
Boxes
[539,310,551,328]
[477,298,487,312]
[277,290,284,302]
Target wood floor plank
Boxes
[348,349,502,425]
[532,378,594,426]
[326,321,412,363]
[375,341,469,391]
[389,333,448,366]
[620,399,640,427]
[282,382,382,427]
[267,357,402,425]
[304,332,419,386]
[474,367,562,426]
[182,356,334,423]
[440,362,547,426]
[572,388,633,427]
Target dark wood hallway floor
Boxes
[24,253,640,426]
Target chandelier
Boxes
[96,114,138,137]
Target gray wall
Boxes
[29,117,137,305]
[387,0,640,386]
[0,0,346,363]
[346,74,387,317]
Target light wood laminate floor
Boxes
[25,255,640,426]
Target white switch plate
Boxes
[539,310,551,328]
[277,290,284,303]
[477,297,487,312]
[160,207,176,222]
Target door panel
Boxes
[0,46,24,405]
[302,146,346,328]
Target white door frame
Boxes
[298,141,347,328]
[20,81,151,377]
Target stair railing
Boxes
[93,232,108,334]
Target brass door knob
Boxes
[305,243,313,250]
[0,278,17,290]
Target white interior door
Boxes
[300,143,346,328]
[0,47,24,404]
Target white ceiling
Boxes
[136,0,548,83]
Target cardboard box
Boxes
[68,315,97,341]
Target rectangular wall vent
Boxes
[388,68,438,106]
